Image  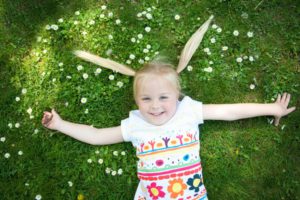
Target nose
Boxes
[151,99,160,110]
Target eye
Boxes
[142,97,150,101]
[160,96,168,100]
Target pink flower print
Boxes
[140,143,144,153]
[148,140,156,150]
[187,133,193,141]
[147,182,166,200]
[176,135,183,145]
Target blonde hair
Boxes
[133,62,181,101]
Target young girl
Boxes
[42,16,295,200]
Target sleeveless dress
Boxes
[121,96,208,200]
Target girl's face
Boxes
[135,75,179,126]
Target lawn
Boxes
[0,0,299,199]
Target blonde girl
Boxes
[42,16,295,200]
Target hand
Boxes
[42,109,63,130]
[274,93,296,126]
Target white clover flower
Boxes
[4,153,10,158]
[89,20,95,25]
[51,24,58,30]
[95,150,100,154]
[145,26,151,32]
[34,129,39,134]
[143,49,149,53]
[111,171,117,176]
[101,5,107,10]
[15,123,20,128]
[131,37,136,43]
[37,37,42,42]
[138,59,145,64]
[52,78,56,82]
[118,168,123,175]
[249,84,255,90]
[75,11,80,15]
[35,194,42,200]
[236,57,243,63]
[95,68,102,75]
[81,98,87,104]
[27,107,32,115]
[108,12,113,18]
[117,81,124,88]
[22,88,27,94]
[209,61,214,65]
[84,109,89,114]
[137,12,142,18]
[174,14,181,20]
[207,51,211,55]
[217,27,222,33]
[68,181,73,187]
[45,25,51,30]
[66,75,72,79]
[203,47,210,53]
[115,19,121,25]
[142,11,147,15]
[18,151,23,156]
[74,20,79,25]
[43,39,48,43]
[77,65,83,71]
[42,49,47,54]
[137,33,143,39]
[146,13,153,20]
[30,115,34,119]
[87,158,92,163]
[58,62,64,67]
[109,75,115,80]
[25,183,29,187]
[98,159,103,164]
[212,24,218,29]
[129,54,136,60]
[82,31,87,36]
[222,46,228,51]
[243,55,248,60]
[187,65,193,71]
[146,44,151,49]
[249,56,254,62]
[210,37,216,43]
[126,59,131,64]
[108,34,113,40]
[8,123,13,128]
[58,18,64,23]
[105,168,111,174]
[247,31,254,38]
[0,137,5,142]
[121,151,126,155]
[147,7,152,12]
[113,151,118,156]
[233,30,239,36]
[100,14,105,18]
[144,56,150,61]
[203,67,213,73]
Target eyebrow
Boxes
[140,93,171,96]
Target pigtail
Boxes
[176,15,214,73]
[74,50,136,76]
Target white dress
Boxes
[121,96,208,200]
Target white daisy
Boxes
[129,54,136,60]
[4,153,10,158]
[81,98,87,104]
[247,31,254,38]
[0,137,5,142]
[101,5,107,10]
[68,181,73,187]
[77,65,83,71]
[222,46,228,51]
[98,159,104,164]
[117,81,124,88]
[236,57,243,63]
[35,194,42,200]
[75,11,80,15]
[22,88,27,94]
[58,18,64,23]
[145,26,151,32]
[137,34,143,39]
[249,56,254,62]
[109,75,115,80]
[115,19,121,25]
[187,65,193,71]
[203,67,213,73]
[174,14,181,20]
[249,84,255,90]
[233,30,239,36]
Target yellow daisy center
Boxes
[172,183,182,193]
[193,178,200,187]
[151,188,159,196]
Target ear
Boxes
[177,15,214,73]
[74,50,136,76]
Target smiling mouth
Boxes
[150,111,165,116]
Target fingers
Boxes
[274,117,280,126]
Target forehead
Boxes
[137,75,177,94]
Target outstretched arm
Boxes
[203,93,296,126]
[42,109,124,145]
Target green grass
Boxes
[0,0,299,199]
